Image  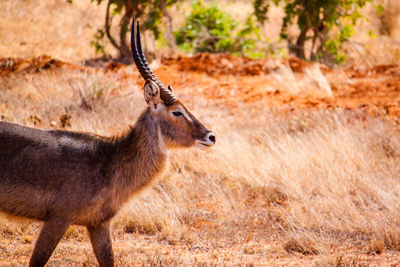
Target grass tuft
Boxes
[283,237,320,255]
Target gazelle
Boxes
[0,17,215,267]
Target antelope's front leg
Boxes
[87,221,114,267]
[29,217,71,267]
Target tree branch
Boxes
[160,0,177,50]
[105,0,120,50]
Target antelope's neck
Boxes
[111,109,169,203]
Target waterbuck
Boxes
[0,18,215,267]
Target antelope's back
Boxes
[0,121,113,220]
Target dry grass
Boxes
[2,66,400,265]
[2,0,400,266]
[0,0,111,63]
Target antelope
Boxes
[0,17,215,267]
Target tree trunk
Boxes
[118,0,135,62]
[293,27,308,59]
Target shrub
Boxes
[254,0,373,64]
[175,1,261,57]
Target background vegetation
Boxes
[88,0,181,62]
[79,0,393,65]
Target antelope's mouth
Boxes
[195,134,215,149]
[196,140,215,148]
[195,132,215,149]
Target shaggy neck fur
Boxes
[109,108,168,208]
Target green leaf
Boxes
[368,29,376,39]
[376,4,384,15]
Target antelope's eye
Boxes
[172,111,183,117]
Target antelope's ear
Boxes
[144,80,161,111]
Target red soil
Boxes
[159,53,400,123]
[2,53,400,123]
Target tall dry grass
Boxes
[1,65,400,265]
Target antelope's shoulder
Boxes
[47,129,113,156]
[0,121,110,153]
[0,121,57,146]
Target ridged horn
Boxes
[131,17,177,105]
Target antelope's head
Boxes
[131,18,215,149]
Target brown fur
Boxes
[0,80,214,267]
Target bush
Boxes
[254,0,373,64]
[175,1,261,56]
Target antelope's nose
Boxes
[207,132,216,145]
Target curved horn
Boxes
[131,17,177,105]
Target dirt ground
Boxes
[3,53,399,121]
[161,53,400,119]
